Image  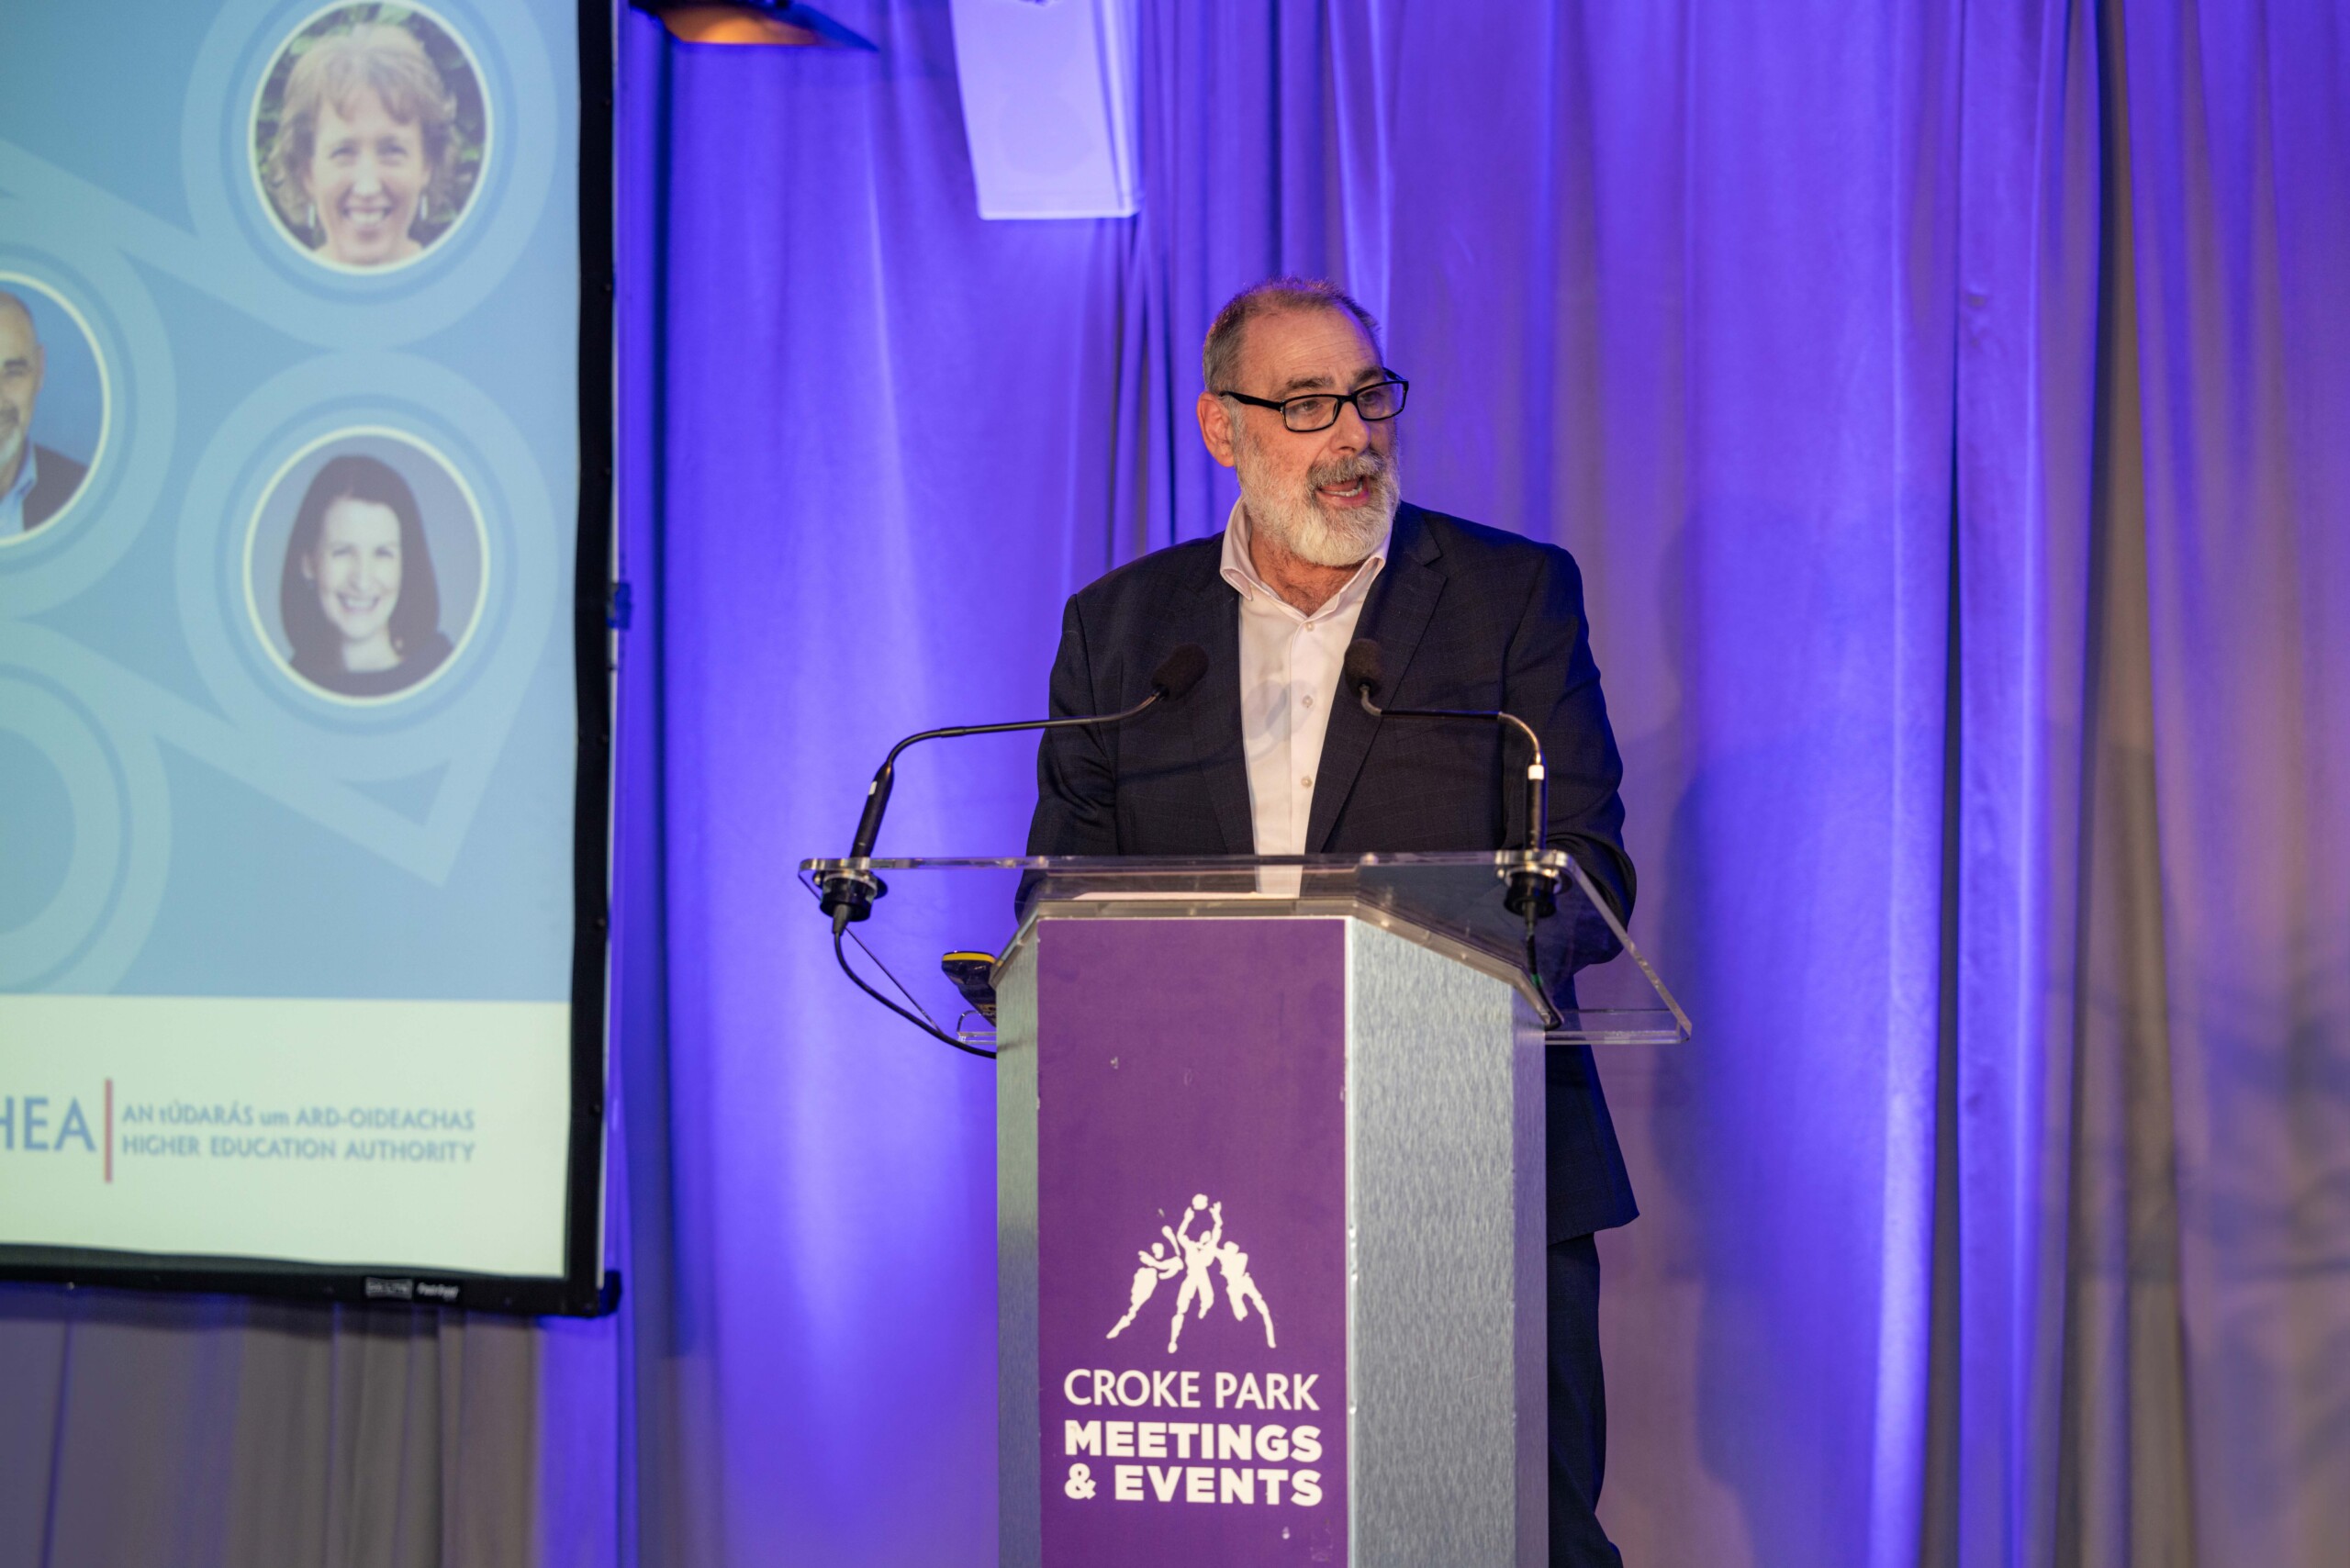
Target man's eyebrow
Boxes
[0,355,31,375]
[1274,365,1387,395]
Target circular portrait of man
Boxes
[251,4,492,273]
[0,276,107,545]
[246,430,487,702]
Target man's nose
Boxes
[1326,399,1371,454]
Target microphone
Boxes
[818,644,1211,933]
[1341,637,1558,922]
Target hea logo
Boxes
[0,1094,100,1155]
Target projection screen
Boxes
[0,0,612,1315]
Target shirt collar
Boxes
[1217,498,1392,619]
[2,442,37,512]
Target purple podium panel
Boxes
[1034,917,1348,1567]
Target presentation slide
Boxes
[0,0,602,1305]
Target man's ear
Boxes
[1196,390,1237,469]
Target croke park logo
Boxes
[1106,1193,1277,1353]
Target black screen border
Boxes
[0,0,619,1320]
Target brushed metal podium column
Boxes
[997,902,1547,1568]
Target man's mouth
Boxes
[1310,461,1386,510]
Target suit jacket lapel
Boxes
[1306,505,1445,852]
[1169,561,1257,854]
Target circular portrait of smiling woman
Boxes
[246,430,487,702]
[251,4,491,273]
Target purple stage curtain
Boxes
[608,6,1122,1565]
[600,3,2350,1567]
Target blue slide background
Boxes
[0,0,581,1003]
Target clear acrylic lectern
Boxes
[796,852,1688,1568]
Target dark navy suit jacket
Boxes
[21,443,87,532]
[1025,502,1639,1240]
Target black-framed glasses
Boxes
[1218,375,1410,432]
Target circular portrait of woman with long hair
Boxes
[252,4,491,272]
[247,431,486,701]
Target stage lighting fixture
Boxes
[631,0,874,49]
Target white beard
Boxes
[1234,428,1400,568]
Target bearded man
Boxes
[0,291,89,536]
[1026,276,1638,1566]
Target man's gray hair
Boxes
[1201,276,1382,394]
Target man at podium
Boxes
[1028,276,1639,1567]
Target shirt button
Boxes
[1301,693,1315,709]
[1300,776,1314,790]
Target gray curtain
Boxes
[0,1294,542,1566]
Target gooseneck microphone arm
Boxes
[815,644,1211,1058]
[842,693,1164,870]
[820,643,1210,935]
[1341,637,1564,1027]
[1357,699,1549,866]
[1340,638,1550,868]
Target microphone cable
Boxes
[832,925,997,1059]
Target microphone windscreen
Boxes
[1342,637,1384,697]
[1151,644,1211,701]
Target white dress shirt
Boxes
[0,442,37,536]
[1217,499,1392,857]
